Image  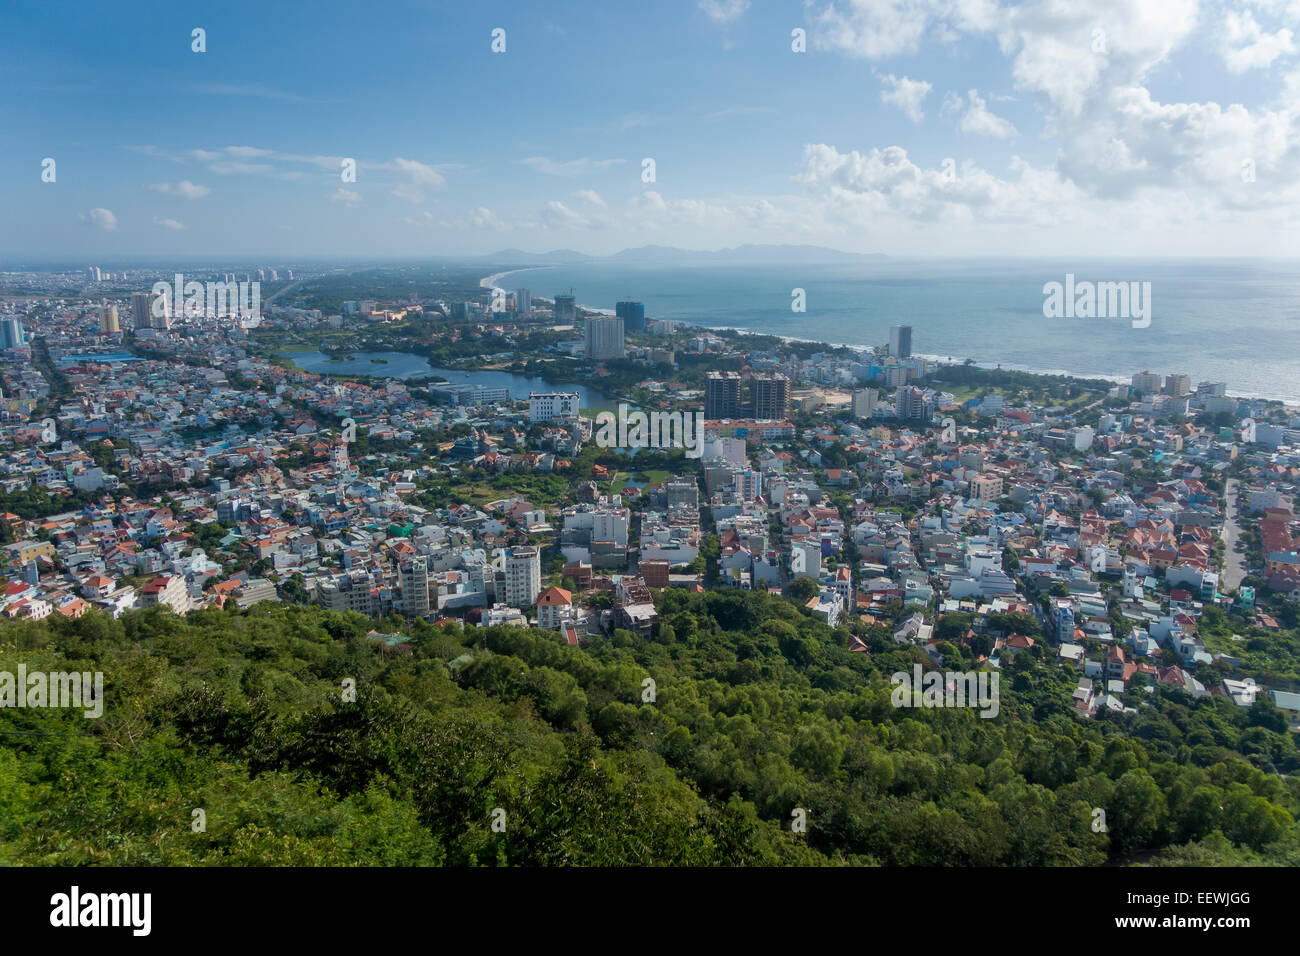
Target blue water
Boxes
[58,353,141,364]
[494,259,1300,403]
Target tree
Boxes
[784,577,818,604]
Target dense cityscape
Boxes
[0,259,1298,874]
[6,3,1300,927]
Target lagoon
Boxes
[279,350,618,408]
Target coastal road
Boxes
[1221,478,1248,592]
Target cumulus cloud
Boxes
[81,208,117,230]
[1221,10,1295,72]
[152,217,185,230]
[330,187,362,204]
[539,201,601,230]
[958,89,1017,138]
[880,73,933,123]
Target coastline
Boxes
[477,271,1292,406]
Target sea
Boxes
[485,259,1300,405]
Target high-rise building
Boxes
[1163,373,1191,397]
[584,315,625,360]
[852,387,878,419]
[0,317,25,350]
[401,557,430,617]
[889,325,912,359]
[896,385,929,421]
[100,305,120,334]
[504,546,541,607]
[130,292,157,330]
[750,373,790,420]
[705,371,743,419]
[553,294,577,325]
[1131,371,1161,395]
[516,288,531,313]
[616,299,646,332]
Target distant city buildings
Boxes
[553,294,577,325]
[0,317,25,350]
[616,299,646,332]
[529,391,581,423]
[705,370,790,420]
[584,315,625,360]
[705,371,743,418]
[853,387,878,419]
[889,324,912,359]
[99,305,120,335]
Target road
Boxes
[1221,478,1248,592]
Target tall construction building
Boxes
[889,325,912,359]
[516,288,532,313]
[130,291,164,330]
[749,373,790,420]
[705,371,743,418]
[100,305,120,334]
[616,299,646,332]
[583,315,625,360]
[553,293,577,325]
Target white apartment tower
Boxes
[504,546,542,607]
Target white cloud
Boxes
[573,189,607,206]
[698,0,750,24]
[880,73,933,123]
[1222,10,1295,73]
[958,89,1017,138]
[330,188,362,204]
[81,208,117,231]
[392,157,447,187]
[540,201,600,229]
[152,217,185,230]
[147,180,210,199]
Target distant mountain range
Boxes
[471,244,886,266]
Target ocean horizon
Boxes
[484,259,1300,405]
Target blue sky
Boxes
[4,0,1300,259]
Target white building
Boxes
[584,315,625,360]
[503,546,541,607]
[529,391,581,423]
